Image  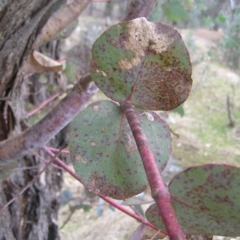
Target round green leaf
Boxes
[90,17,192,111]
[69,100,171,199]
[146,164,240,236]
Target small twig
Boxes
[120,100,185,240]
[226,95,235,127]
[26,93,59,118]
[45,147,70,154]
[170,128,180,138]
[33,152,64,170]
[43,147,165,235]
[60,208,77,229]
[59,193,95,229]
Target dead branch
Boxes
[34,0,91,48]
[0,75,98,164]
[226,95,235,127]
[124,0,157,21]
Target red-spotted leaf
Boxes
[90,17,192,111]
[145,164,240,236]
[69,100,171,199]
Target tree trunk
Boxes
[0,1,67,239]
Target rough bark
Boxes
[0,0,66,97]
[0,1,69,239]
[0,51,66,240]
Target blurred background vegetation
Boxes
[149,0,240,71]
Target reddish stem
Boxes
[26,93,59,118]
[45,147,70,154]
[43,146,166,235]
[120,100,186,240]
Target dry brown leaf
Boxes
[22,50,63,74]
[34,0,90,48]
